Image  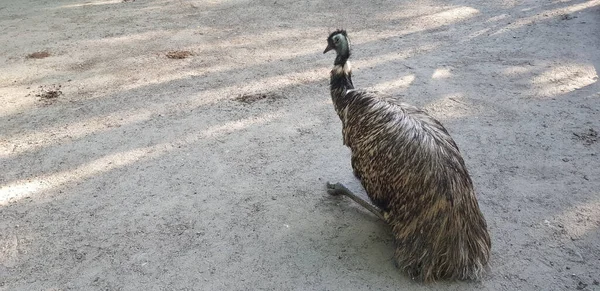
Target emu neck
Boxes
[330,48,354,103]
[334,48,349,66]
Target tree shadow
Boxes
[1,0,599,289]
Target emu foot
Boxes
[325,182,385,221]
[326,182,350,196]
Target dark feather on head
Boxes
[327,29,347,41]
[324,29,350,55]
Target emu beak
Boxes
[323,43,334,54]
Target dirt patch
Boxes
[26,51,50,59]
[573,128,598,146]
[560,13,577,21]
[28,84,63,105]
[234,92,284,104]
[1,0,599,290]
[165,50,193,59]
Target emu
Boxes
[323,29,491,282]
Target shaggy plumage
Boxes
[324,29,491,282]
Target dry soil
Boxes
[1,0,599,290]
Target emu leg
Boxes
[326,182,386,221]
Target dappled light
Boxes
[200,111,284,138]
[0,110,285,205]
[420,6,480,23]
[463,27,492,41]
[354,43,440,69]
[59,0,123,8]
[0,146,162,206]
[0,87,37,117]
[1,0,599,289]
[373,74,416,91]
[502,65,533,76]
[0,61,322,171]
[368,6,480,43]
[0,110,153,158]
[555,197,600,240]
[0,24,327,122]
[378,6,479,25]
[491,0,600,36]
[423,93,478,119]
[531,63,597,98]
[486,14,510,23]
[431,68,452,79]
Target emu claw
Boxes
[326,182,342,196]
[325,181,386,221]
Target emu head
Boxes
[324,29,350,63]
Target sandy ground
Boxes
[1,0,599,290]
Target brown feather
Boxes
[326,31,491,282]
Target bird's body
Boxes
[324,30,491,282]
